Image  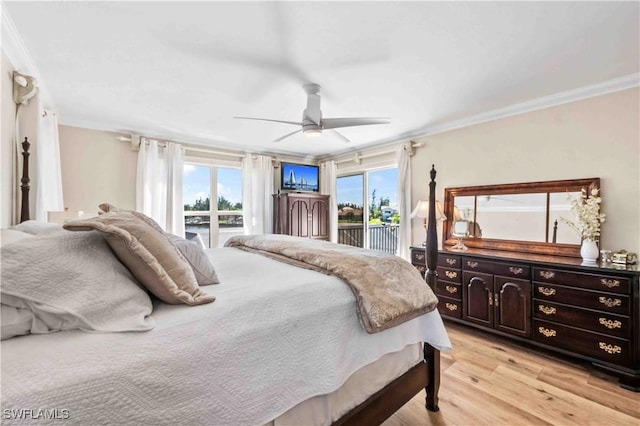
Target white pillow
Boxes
[0,229,34,247]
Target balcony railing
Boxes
[338,223,399,254]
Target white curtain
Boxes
[241,155,274,234]
[35,109,64,221]
[396,144,412,260]
[136,139,184,236]
[320,160,338,243]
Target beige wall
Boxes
[58,125,137,216]
[411,88,640,254]
[1,52,17,227]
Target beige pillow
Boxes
[64,212,214,306]
[98,203,219,285]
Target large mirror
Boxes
[443,178,600,257]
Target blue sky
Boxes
[183,165,242,205]
[337,168,398,206]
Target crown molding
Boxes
[324,73,640,160]
[409,73,640,140]
[1,3,54,108]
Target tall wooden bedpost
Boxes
[20,137,31,223]
[425,164,438,288]
[424,164,440,412]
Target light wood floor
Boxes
[383,322,640,426]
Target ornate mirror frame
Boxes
[443,178,600,257]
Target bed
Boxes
[0,140,450,425]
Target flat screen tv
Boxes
[281,162,319,192]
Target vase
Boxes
[580,239,599,263]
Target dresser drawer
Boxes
[438,254,461,268]
[414,263,426,277]
[411,249,426,266]
[437,266,461,283]
[437,296,462,319]
[533,300,630,339]
[464,258,530,279]
[533,267,630,294]
[533,320,632,366]
[434,280,461,300]
[534,283,630,315]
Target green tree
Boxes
[218,196,232,211]
[370,189,380,219]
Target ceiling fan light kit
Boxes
[235,83,390,143]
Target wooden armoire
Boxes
[272,193,330,241]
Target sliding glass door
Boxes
[337,174,365,248]
[337,167,399,254]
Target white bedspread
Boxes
[1,248,451,425]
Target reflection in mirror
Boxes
[452,196,479,238]
[451,220,470,251]
[474,193,547,242]
[548,192,582,244]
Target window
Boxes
[183,164,243,248]
[337,167,398,254]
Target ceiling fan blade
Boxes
[321,117,390,130]
[328,129,351,143]
[234,117,302,126]
[273,129,303,143]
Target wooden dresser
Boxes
[272,193,330,240]
[410,246,640,391]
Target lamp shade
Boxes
[411,200,446,221]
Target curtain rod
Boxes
[118,135,248,158]
[334,141,424,165]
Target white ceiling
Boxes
[4,1,639,158]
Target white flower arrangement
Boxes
[560,188,606,241]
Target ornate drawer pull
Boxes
[415,253,425,261]
[537,287,556,296]
[538,327,556,338]
[445,303,458,311]
[417,265,425,272]
[598,342,622,354]
[467,261,478,268]
[600,278,620,288]
[445,271,458,279]
[509,267,524,275]
[446,258,456,266]
[538,305,556,315]
[539,271,555,279]
[445,285,458,294]
[599,318,622,329]
[598,297,622,308]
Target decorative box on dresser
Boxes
[410,246,640,390]
[272,193,330,240]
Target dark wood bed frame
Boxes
[18,141,441,425]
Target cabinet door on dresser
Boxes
[462,271,493,327]
[494,277,531,337]
[462,259,532,337]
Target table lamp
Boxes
[411,200,446,246]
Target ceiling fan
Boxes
[234,83,390,143]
